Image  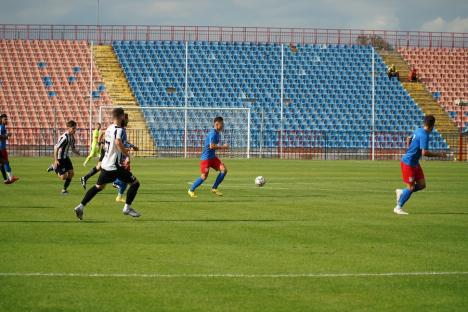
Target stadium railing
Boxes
[6,128,465,161]
[0,24,466,48]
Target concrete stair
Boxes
[93,45,156,156]
[379,50,458,143]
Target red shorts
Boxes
[200,157,223,174]
[400,161,424,184]
[0,149,8,162]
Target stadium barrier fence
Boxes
[0,24,466,48]
[5,127,466,161]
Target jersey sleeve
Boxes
[114,128,124,141]
[209,132,219,145]
[419,131,429,150]
[55,135,67,148]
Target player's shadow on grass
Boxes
[413,212,468,215]
[0,220,107,223]
[134,219,308,222]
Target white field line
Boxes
[0,272,467,279]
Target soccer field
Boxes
[1,158,467,311]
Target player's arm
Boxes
[406,136,412,148]
[209,143,229,150]
[115,138,130,159]
[0,127,9,140]
[422,149,446,158]
[98,131,106,146]
[420,134,446,158]
[124,141,139,151]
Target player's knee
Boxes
[221,167,228,175]
[96,184,105,190]
[68,171,74,178]
[201,173,208,180]
[131,180,140,189]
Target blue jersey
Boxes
[401,128,430,167]
[0,124,7,150]
[201,129,220,160]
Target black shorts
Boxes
[99,148,106,162]
[96,167,137,186]
[55,157,73,175]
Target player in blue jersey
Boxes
[394,115,446,215]
[0,114,19,184]
[188,116,229,198]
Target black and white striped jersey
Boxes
[101,124,124,171]
[55,132,75,159]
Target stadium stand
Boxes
[397,48,468,131]
[113,40,449,150]
[0,40,111,145]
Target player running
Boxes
[74,108,141,220]
[394,115,446,215]
[188,116,229,198]
[113,113,139,203]
[0,113,19,184]
[83,122,102,166]
[50,120,81,194]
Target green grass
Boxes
[1,158,468,311]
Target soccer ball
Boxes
[255,176,266,187]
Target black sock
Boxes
[125,181,140,205]
[81,185,102,206]
[84,167,98,181]
[0,165,7,181]
[63,178,72,190]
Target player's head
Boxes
[111,107,125,124]
[66,120,77,134]
[0,113,7,125]
[96,122,101,130]
[423,115,436,132]
[213,116,224,131]
[122,113,129,127]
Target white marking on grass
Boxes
[1,271,467,279]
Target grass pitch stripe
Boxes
[1,272,467,278]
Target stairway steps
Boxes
[93,45,156,156]
[380,51,458,142]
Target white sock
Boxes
[7,172,12,179]
[124,204,130,210]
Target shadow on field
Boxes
[414,212,468,215]
[0,220,107,223]
[133,219,308,222]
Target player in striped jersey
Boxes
[50,120,81,194]
[74,108,141,220]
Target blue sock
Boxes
[190,177,205,192]
[118,183,127,195]
[212,172,226,189]
[4,161,11,174]
[398,189,413,207]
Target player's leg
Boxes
[62,169,74,194]
[81,162,102,189]
[113,178,127,202]
[74,169,115,220]
[83,144,98,166]
[211,158,227,196]
[1,150,18,183]
[117,168,140,217]
[0,163,7,183]
[395,164,425,215]
[188,161,209,198]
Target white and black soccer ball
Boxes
[255,176,266,187]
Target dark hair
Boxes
[424,115,435,128]
[112,107,125,119]
[66,120,77,128]
[214,116,223,123]
[0,113,7,119]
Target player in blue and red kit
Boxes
[394,115,446,215]
[188,116,229,198]
[0,114,19,184]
